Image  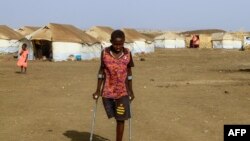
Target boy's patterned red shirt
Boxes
[101,47,134,99]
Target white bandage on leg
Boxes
[98,74,104,79]
[128,76,132,80]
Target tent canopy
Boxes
[122,28,153,42]
[0,25,24,40]
[86,26,114,42]
[17,26,40,36]
[212,33,241,41]
[29,23,99,44]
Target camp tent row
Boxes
[1,24,246,61]
[153,32,242,49]
[1,24,102,61]
[0,25,23,53]
[86,26,155,54]
[1,24,156,61]
[154,28,244,49]
[27,23,101,61]
[16,26,41,60]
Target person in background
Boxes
[17,43,29,73]
[191,34,200,48]
[189,37,194,48]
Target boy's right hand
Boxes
[92,91,100,100]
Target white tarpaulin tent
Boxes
[28,23,101,61]
[0,25,24,53]
[154,32,185,48]
[212,33,242,49]
[86,26,114,48]
[122,28,154,54]
[17,26,40,60]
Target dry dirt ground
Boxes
[1,48,250,141]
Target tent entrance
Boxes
[33,40,52,60]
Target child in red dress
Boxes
[17,43,29,73]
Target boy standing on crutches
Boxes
[92,30,135,141]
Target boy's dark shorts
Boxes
[102,96,131,121]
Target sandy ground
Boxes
[1,48,250,141]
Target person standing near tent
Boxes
[17,43,29,73]
[190,34,200,48]
[189,37,193,48]
[92,30,135,141]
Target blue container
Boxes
[75,55,82,61]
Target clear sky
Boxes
[0,0,249,31]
